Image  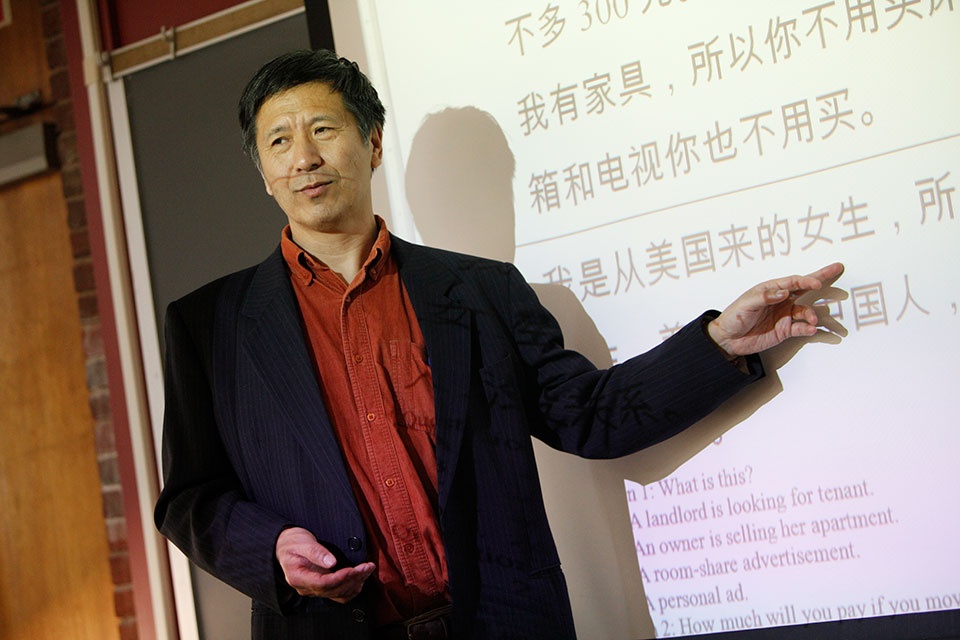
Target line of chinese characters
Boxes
[527,89,869,211]
[688,0,956,86]
[517,59,652,136]
[506,0,687,56]
[538,194,876,302]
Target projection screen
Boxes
[343,1,959,637]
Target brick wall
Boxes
[42,1,138,638]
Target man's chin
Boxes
[287,209,375,236]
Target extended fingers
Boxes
[761,287,790,305]
[777,275,823,296]
[764,263,844,300]
[806,262,844,285]
[790,262,844,293]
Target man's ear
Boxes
[259,165,274,196]
[369,125,384,171]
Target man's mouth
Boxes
[296,177,334,195]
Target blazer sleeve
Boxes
[154,297,297,613]
[500,262,763,458]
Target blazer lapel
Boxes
[238,248,354,499]
[391,237,472,515]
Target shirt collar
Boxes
[280,215,392,288]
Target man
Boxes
[154,49,842,640]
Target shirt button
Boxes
[384,478,395,487]
[403,543,415,553]
[352,608,365,623]
[366,412,376,422]
[354,354,363,363]
[348,536,362,551]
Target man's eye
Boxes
[270,137,286,147]
[314,127,330,136]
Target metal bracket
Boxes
[161,25,178,59]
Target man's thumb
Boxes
[310,543,337,569]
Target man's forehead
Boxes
[257,81,345,119]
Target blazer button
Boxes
[348,536,362,551]
[352,608,365,623]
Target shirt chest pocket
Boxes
[386,340,436,436]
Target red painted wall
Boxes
[99,0,246,49]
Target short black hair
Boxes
[238,49,386,166]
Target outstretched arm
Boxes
[707,262,844,358]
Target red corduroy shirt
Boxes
[280,220,449,624]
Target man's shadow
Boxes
[404,107,613,367]
[404,107,844,638]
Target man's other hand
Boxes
[275,526,376,603]
[707,262,844,358]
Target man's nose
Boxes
[292,135,323,171]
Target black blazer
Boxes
[155,237,761,639]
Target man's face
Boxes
[255,81,382,236]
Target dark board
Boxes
[124,14,310,344]
[122,14,311,640]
